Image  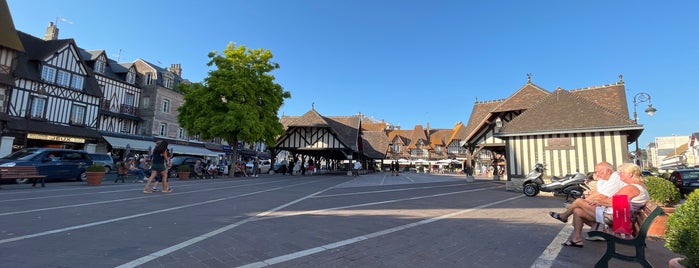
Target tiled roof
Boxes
[14,31,102,98]
[408,124,427,149]
[446,121,467,145]
[362,131,390,159]
[500,88,636,134]
[493,82,549,112]
[362,121,387,131]
[464,100,503,141]
[568,82,628,118]
[0,0,23,52]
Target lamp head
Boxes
[645,105,657,116]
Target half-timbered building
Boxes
[463,75,643,180]
[0,0,24,156]
[79,49,152,156]
[274,109,389,171]
[1,30,103,153]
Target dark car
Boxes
[667,169,699,195]
[0,148,93,184]
[89,153,116,173]
[167,156,205,178]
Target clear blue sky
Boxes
[7,0,698,149]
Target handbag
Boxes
[612,194,632,235]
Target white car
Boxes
[246,159,271,174]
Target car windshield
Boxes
[170,157,186,165]
[681,171,699,180]
[1,148,41,160]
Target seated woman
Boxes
[555,163,649,248]
[126,157,147,181]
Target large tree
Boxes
[178,42,290,165]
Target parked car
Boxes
[89,153,116,173]
[667,168,699,195]
[0,148,93,184]
[168,156,205,178]
[246,159,272,174]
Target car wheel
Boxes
[77,171,87,182]
[15,178,29,184]
[104,166,111,173]
[523,183,539,197]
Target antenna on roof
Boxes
[113,49,124,62]
[55,16,73,26]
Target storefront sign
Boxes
[27,133,86,143]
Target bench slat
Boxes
[0,166,47,187]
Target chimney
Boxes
[169,63,182,76]
[43,22,59,40]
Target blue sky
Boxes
[7,0,698,148]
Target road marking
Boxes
[530,224,573,268]
[117,182,505,267]
[315,181,489,198]
[115,183,339,268]
[236,195,525,268]
[0,179,322,244]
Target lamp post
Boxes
[633,92,657,167]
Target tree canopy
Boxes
[178,43,290,160]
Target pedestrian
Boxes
[353,161,361,177]
[253,157,260,177]
[143,141,171,193]
[287,158,294,175]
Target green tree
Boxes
[178,43,290,165]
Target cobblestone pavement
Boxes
[0,172,681,267]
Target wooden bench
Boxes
[588,204,664,268]
[116,165,141,183]
[0,166,47,187]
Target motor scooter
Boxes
[522,163,589,201]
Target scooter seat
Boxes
[550,176,566,181]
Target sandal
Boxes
[162,188,173,193]
[549,212,568,223]
[143,189,152,193]
[562,240,583,248]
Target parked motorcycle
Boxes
[522,163,589,200]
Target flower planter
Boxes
[86,172,104,186]
[648,206,674,238]
[178,172,190,180]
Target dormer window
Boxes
[146,72,153,85]
[126,69,136,84]
[94,58,106,74]
[164,78,172,89]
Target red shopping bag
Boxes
[612,194,632,235]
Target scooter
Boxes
[522,163,589,201]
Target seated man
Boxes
[193,160,204,178]
[126,157,147,181]
[206,161,218,178]
[553,163,649,248]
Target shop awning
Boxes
[168,144,220,157]
[103,136,154,151]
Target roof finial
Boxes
[527,73,532,83]
[618,74,624,83]
[311,102,315,110]
[475,96,479,102]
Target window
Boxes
[29,96,47,118]
[56,70,71,87]
[159,123,167,136]
[95,59,105,74]
[178,128,185,139]
[392,144,401,153]
[125,93,135,106]
[70,104,86,124]
[436,146,441,153]
[164,78,172,89]
[41,66,56,82]
[70,75,84,90]
[162,99,170,113]
[121,121,131,133]
[146,72,153,85]
[126,69,136,84]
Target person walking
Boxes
[144,141,171,193]
[253,157,260,177]
[353,161,361,177]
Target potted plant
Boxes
[86,163,105,186]
[177,164,191,180]
[645,175,682,238]
[665,190,699,268]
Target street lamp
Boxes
[633,92,657,167]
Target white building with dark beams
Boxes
[0,30,103,154]
[79,49,153,157]
[0,0,25,156]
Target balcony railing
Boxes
[120,104,139,116]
